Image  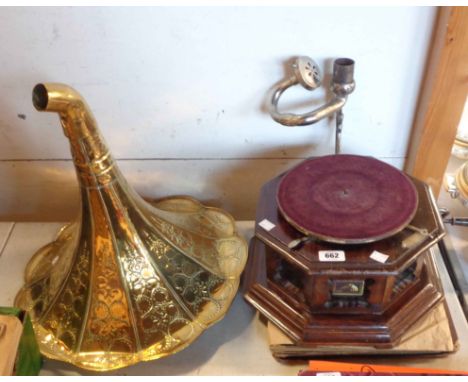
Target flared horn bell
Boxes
[15,83,248,371]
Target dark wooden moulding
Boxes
[243,171,446,348]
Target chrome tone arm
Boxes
[267,56,355,154]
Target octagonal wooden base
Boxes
[244,237,444,348]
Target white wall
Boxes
[0,7,436,221]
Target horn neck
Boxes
[33,83,117,189]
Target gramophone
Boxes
[15,83,248,371]
[244,57,448,350]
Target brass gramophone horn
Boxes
[15,83,247,371]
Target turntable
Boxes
[243,56,450,351]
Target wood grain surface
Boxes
[406,7,468,195]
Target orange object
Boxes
[308,360,468,376]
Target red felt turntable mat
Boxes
[277,155,418,243]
